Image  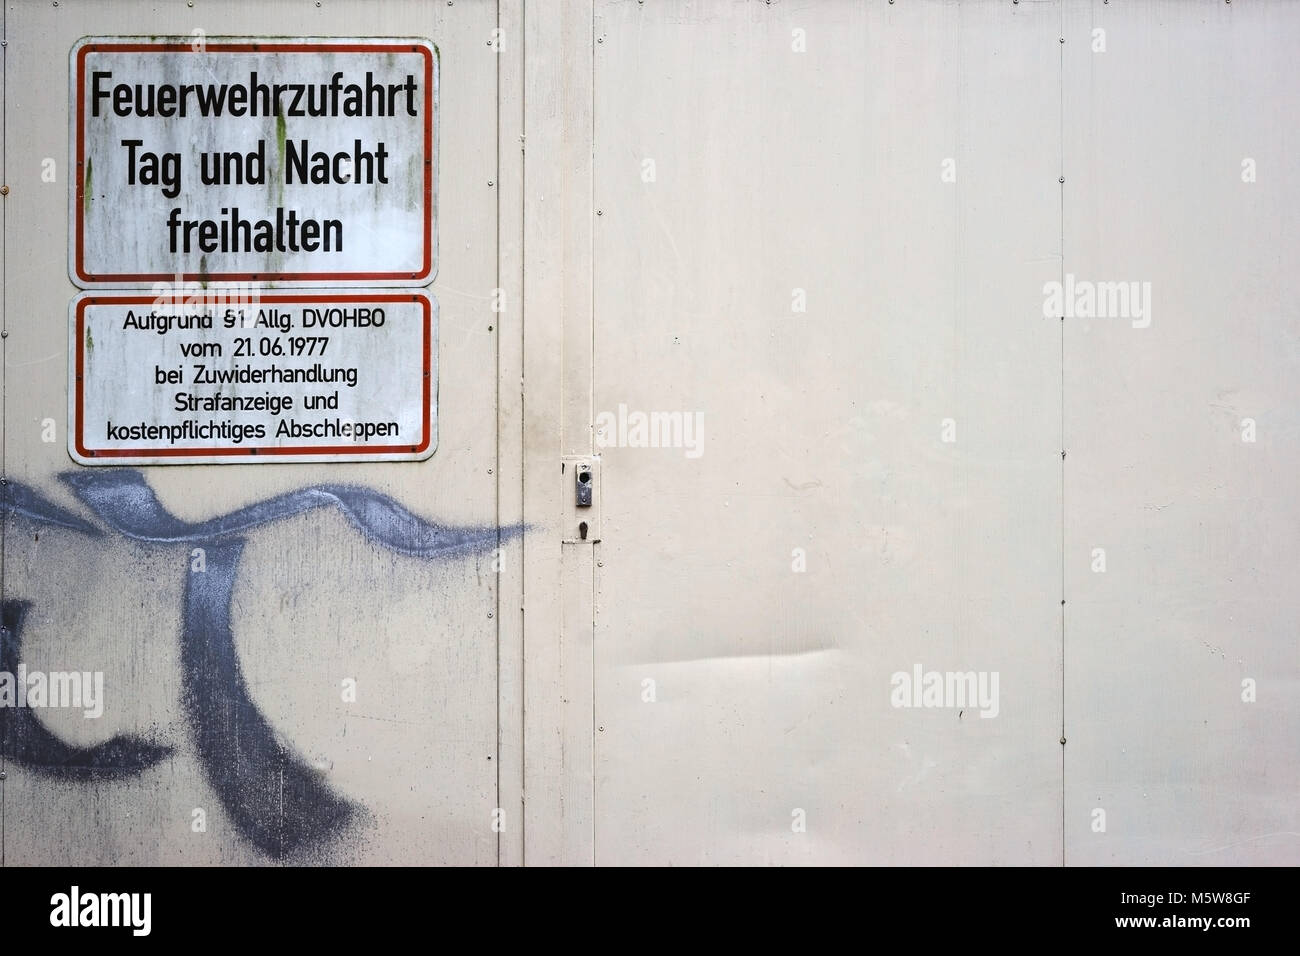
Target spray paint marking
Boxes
[2,473,524,859]
[0,601,172,778]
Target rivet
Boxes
[596,209,603,216]
[488,180,494,186]
[1,330,7,338]
[487,612,494,619]
[0,770,6,779]
[487,468,493,474]
[597,37,604,43]
[0,185,8,196]
[597,561,604,567]
[1060,737,1067,746]
[1060,37,1065,43]
[1059,176,1065,183]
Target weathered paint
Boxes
[70,37,437,287]
[68,291,437,465]
[4,0,504,867]
[3,472,522,859]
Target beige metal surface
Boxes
[1062,0,1300,865]
[590,0,1062,865]
[2,0,507,864]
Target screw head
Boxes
[0,185,9,196]
[1,330,7,338]
[1060,737,1067,746]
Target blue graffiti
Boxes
[2,471,523,859]
[1,600,172,777]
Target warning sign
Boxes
[70,290,436,464]
[70,37,437,286]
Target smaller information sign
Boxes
[70,289,436,464]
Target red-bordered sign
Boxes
[71,38,437,287]
[71,291,434,463]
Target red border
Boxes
[74,42,434,284]
[74,293,432,458]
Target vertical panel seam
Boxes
[588,0,597,869]
[1,0,9,869]
[1059,0,1068,870]
[495,0,503,869]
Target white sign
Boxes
[70,37,437,287]
[70,289,436,464]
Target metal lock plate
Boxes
[562,456,600,543]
